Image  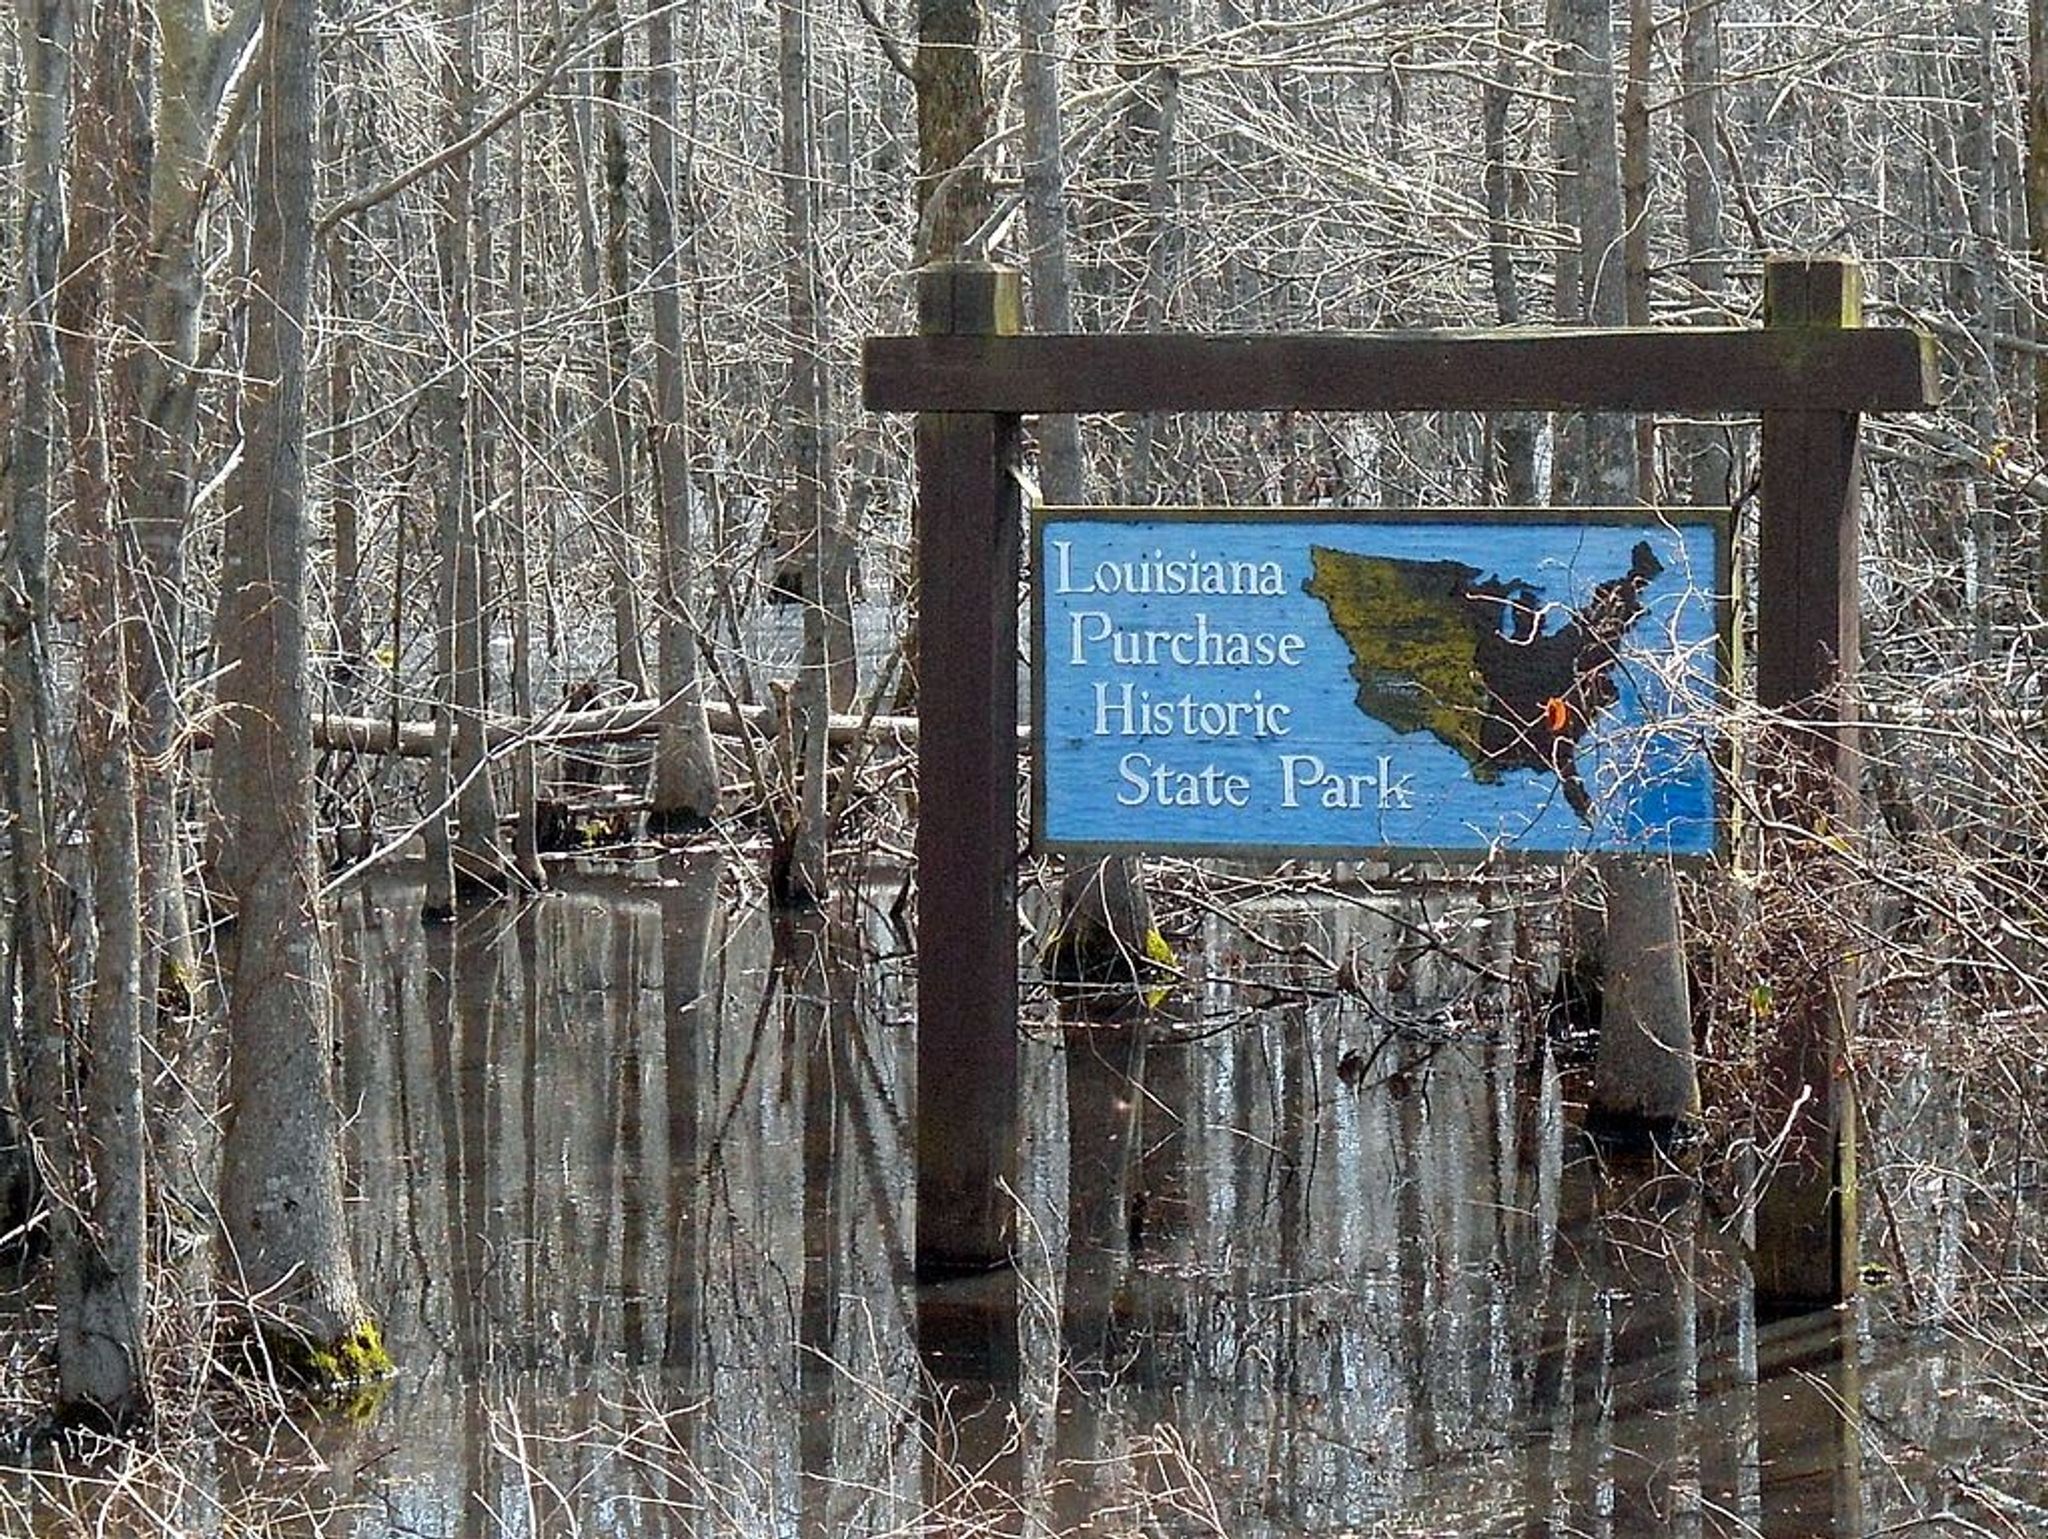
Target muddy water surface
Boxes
[160,859,2048,1534]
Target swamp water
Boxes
[4,854,2043,1536]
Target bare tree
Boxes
[1677,0,1734,502]
[776,0,851,905]
[50,0,151,1430]
[213,0,388,1379]
[424,0,510,912]
[1553,0,1699,1135]
[1485,0,1539,505]
[1019,0,1162,994]
[588,0,648,693]
[129,0,264,1037]
[646,0,721,836]
[896,0,997,703]
[3,0,133,1429]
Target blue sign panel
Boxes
[1031,509,1727,859]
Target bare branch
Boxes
[314,0,600,239]
[850,0,916,84]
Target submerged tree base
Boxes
[1046,927,1175,1018]
[1581,1110,1703,1156]
[1044,857,1174,1014]
[645,806,714,840]
[536,797,643,853]
[50,1389,150,1440]
[767,823,827,912]
[265,1316,395,1391]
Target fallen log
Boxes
[303,699,922,757]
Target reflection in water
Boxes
[10,863,2026,1536]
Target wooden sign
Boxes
[1032,507,1728,860]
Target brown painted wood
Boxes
[914,263,1024,1278]
[864,326,1938,415]
[881,254,1909,1301]
[1753,255,1863,1312]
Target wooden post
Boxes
[914,262,1024,1277]
[1753,255,1862,1311]
[860,263,1933,1296]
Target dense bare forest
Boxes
[0,0,2046,1530]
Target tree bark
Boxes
[504,0,545,887]
[646,0,720,835]
[1485,0,1538,504]
[915,0,993,266]
[1590,859,1701,1130]
[1556,0,1633,500]
[53,0,150,1431]
[1119,0,1183,500]
[214,0,389,1380]
[322,83,372,866]
[2032,0,2048,605]
[128,0,263,1038]
[1553,0,1699,1135]
[898,0,996,703]
[1018,0,1159,996]
[1620,0,1657,496]
[1678,0,1733,501]
[427,0,507,908]
[594,1,647,693]
[1017,0,1082,505]
[777,0,850,905]
[7,0,97,1424]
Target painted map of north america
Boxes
[1302,541,1665,822]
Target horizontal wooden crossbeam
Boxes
[863,327,1939,415]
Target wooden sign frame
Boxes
[862,256,1938,1312]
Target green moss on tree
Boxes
[269,1316,394,1393]
[1045,858,1177,1013]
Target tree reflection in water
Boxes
[37,860,2025,1538]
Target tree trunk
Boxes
[102,0,260,1333]
[128,0,262,1037]
[1677,0,1733,502]
[776,0,848,906]
[1017,0,1082,506]
[1553,0,1699,1135]
[594,0,646,691]
[646,0,720,836]
[1018,0,1159,995]
[213,0,389,1380]
[7,0,91,1419]
[1590,859,1701,1132]
[53,0,150,1430]
[1120,0,1183,500]
[1620,0,1657,496]
[428,0,507,908]
[324,99,366,698]
[322,86,372,867]
[504,0,545,887]
[1485,0,1538,505]
[1556,0,1633,501]
[897,0,996,703]
[1961,0,2000,662]
[2032,0,2048,605]
[916,0,993,265]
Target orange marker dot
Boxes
[1541,696,1569,733]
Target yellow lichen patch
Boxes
[1044,921,1178,1015]
[1140,927,1177,1012]
[270,1316,396,1400]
